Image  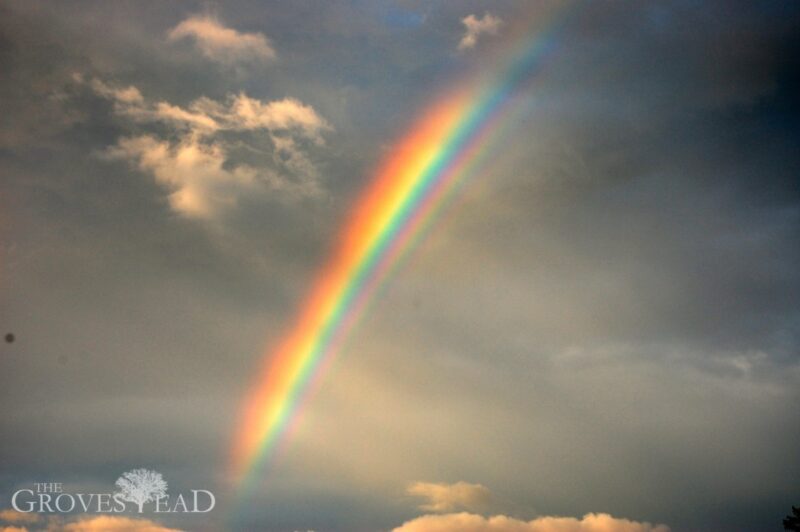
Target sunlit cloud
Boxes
[393,512,671,532]
[84,76,329,138]
[83,77,330,219]
[407,481,491,512]
[60,515,182,532]
[0,512,180,532]
[106,135,260,219]
[168,14,275,64]
[458,13,502,51]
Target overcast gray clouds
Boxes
[1,1,799,531]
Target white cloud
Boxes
[106,135,259,219]
[393,512,670,532]
[228,95,329,141]
[168,14,275,64]
[152,102,221,133]
[407,482,491,512]
[458,13,502,51]
[86,78,329,219]
[90,81,328,140]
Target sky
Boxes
[1,1,799,531]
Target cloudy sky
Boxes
[1,1,799,531]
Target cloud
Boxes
[60,515,182,532]
[458,13,502,51]
[0,513,180,532]
[227,95,329,142]
[393,512,670,532]
[86,77,329,139]
[106,135,261,219]
[2,4,800,531]
[168,14,275,64]
[85,78,144,107]
[0,510,39,525]
[85,78,330,219]
[407,482,491,512]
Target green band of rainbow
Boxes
[229,3,576,512]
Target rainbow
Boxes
[230,3,575,500]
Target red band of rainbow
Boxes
[229,3,576,505]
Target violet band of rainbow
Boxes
[229,3,577,506]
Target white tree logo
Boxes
[115,468,168,512]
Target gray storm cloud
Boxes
[0,2,798,531]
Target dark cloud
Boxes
[1,2,799,531]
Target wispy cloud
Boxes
[168,14,275,64]
[85,77,329,139]
[458,13,502,51]
[407,481,491,513]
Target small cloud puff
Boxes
[393,512,671,532]
[407,481,492,513]
[168,14,275,64]
[458,13,502,51]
